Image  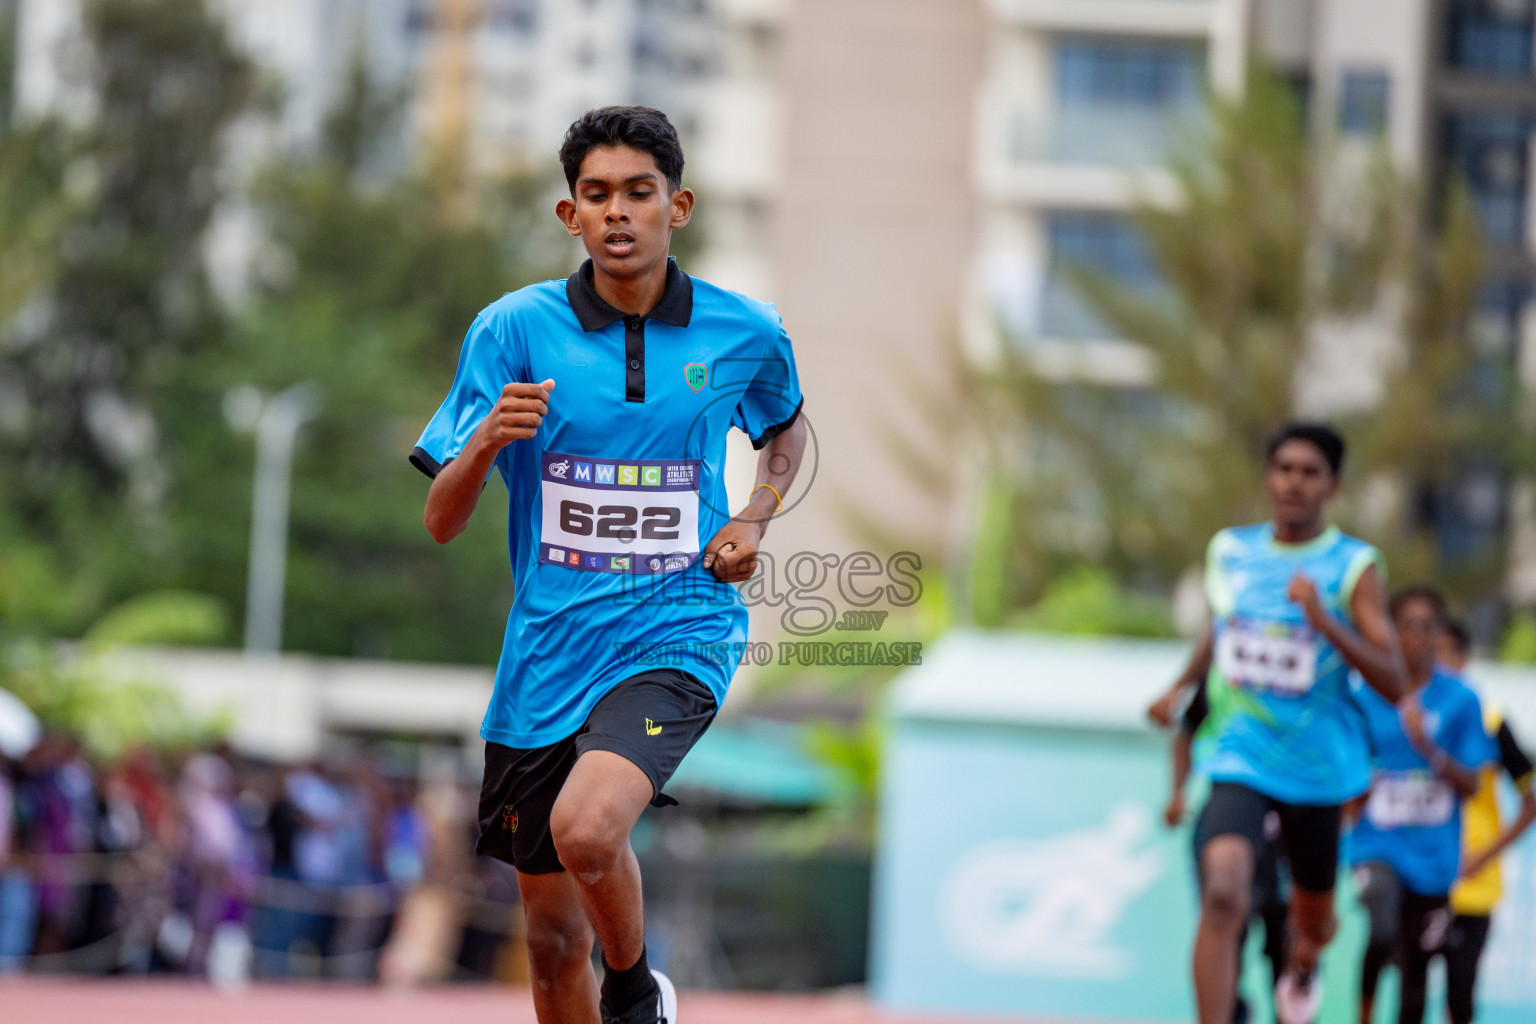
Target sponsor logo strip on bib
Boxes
[539,450,701,574]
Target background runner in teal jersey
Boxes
[1202,522,1383,806]
[1168,423,1406,1024]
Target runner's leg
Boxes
[1258,879,1289,991]
[518,870,600,1024]
[548,749,655,973]
[1275,801,1341,980]
[1356,862,1402,1024]
[1195,783,1270,1024]
[1396,895,1450,1024]
[1444,914,1490,1024]
[1286,888,1337,980]
[1254,819,1289,991]
[1196,835,1257,1024]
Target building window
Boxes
[1040,213,1162,340]
[404,1,434,33]
[1448,0,1535,75]
[1417,467,1506,566]
[1473,279,1529,361]
[485,1,538,34]
[1338,72,1390,136]
[1054,37,1205,110]
[1446,111,1532,246]
[1035,37,1206,166]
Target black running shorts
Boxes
[473,667,717,875]
[1201,780,1344,894]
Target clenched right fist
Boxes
[478,379,555,449]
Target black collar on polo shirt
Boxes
[566,256,694,331]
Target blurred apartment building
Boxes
[969,0,1536,580]
[9,0,1536,587]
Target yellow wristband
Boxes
[751,482,783,514]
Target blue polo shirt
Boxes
[411,258,803,748]
[1348,670,1496,896]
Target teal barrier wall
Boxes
[870,632,1536,1023]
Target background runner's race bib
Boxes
[1365,771,1455,829]
[538,450,701,575]
[1215,618,1318,695]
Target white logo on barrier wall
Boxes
[938,803,1164,979]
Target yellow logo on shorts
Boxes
[503,804,518,832]
[645,718,663,737]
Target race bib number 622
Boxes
[538,450,701,575]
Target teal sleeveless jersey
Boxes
[1200,523,1383,805]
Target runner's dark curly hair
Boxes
[1265,422,1346,476]
[559,106,685,194]
[1389,583,1448,624]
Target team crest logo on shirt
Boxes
[503,805,518,832]
[684,362,707,392]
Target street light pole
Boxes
[228,382,322,657]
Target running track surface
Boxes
[1,979,1035,1024]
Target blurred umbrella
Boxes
[0,687,41,759]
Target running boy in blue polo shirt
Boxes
[1349,585,1494,1024]
[412,107,807,1024]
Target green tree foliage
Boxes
[186,60,569,660]
[1008,567,1174,637]
[1,0,257,635]
[967,69,1505,618]
[24,0,257,493]
[1,588,232,758]
[0,2,572,662]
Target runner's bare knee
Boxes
[1200,837,1253,932]
[550,799,627,880]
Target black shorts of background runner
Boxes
[1444,913,1491,1024]
[1200,780,1343,894]
[474,667,717,874]
[1355,860,1452,1024]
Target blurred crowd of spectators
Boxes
[0,733,524,984]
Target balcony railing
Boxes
[1007,104,1205,168]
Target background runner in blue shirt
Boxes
[1151,423,1407,1024]
[1350,585,1494,1024]
[413,107,807,1024]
